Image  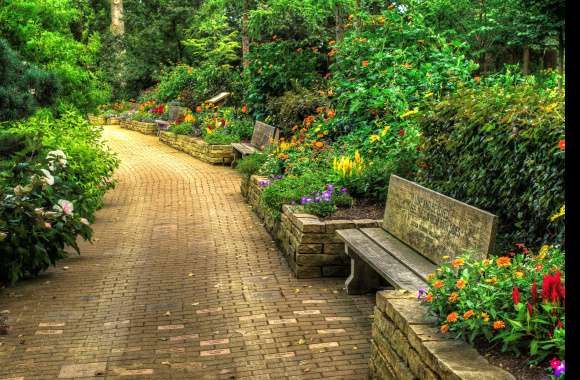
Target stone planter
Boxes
[370,290,515,380]
[107,116,121,125]
[242,175,381,278]
[159,131,233,165]
[120,119,157,135]
[88,114,106,125]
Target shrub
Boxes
[422,244,565,365]
[168,122,196,136]
[417,79,565,251]
[260,172,326,218]
[301,184,354,217]
[236,153,267,176]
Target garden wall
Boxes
[242,175,380,278]
[371,290,515,380]
[107,116,121,125]
[120,119,157,135]
[87,114,106,125]
[159,131,233,165]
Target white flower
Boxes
[0,231,7,241]
[47,150,67,160]
[34,207,45,216]
[58,158,67,167]
[80,218,90,226]
[54,199,74,216]
[40,169,54,186]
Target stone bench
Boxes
[231,121,279,163]
[336,175,498,294]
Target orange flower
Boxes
[362,60,369,67]
[278,153,289,160]
[456,279,466,289]
[317,133,324,138]
[316,107,325,114]
[328,40,336,46]
[452,258,465,268]
[327,89,334,96]
[474,76,481,82]
[448,292,459,302]
[485,277,497,285]
[559,140,565,151]
[433,280,444,289]
[493,320,506,330]
[482,259,491,266]
[447,312,458,323]
[496,256,511,267]
[481,312,490,322]
[463,310,474,319]
[196,105,202,113]
[515,271,524,279]
[425,293,433,302]
[311,47,319,53]
[440,324,449,333]
[313,141,324,148]
[327,110,335,118]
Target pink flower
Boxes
[44,222,52,229]
[550,357,561,369]
[54,199,74,216]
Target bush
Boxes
[260,172,326,218]
[236,153,267,176]
[0,110,119,284]
[422,244,565,365]
[417,79,565,251]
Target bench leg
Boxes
[345,251,383,295]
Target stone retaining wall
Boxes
[120,119,157,135]
[159,131,233,165]
[370,290,516,380]
[107,116,121,125]
[88,114,106,125]
[242,175,380,278]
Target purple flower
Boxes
[290,200,296,205]
[258,180,271,187]
[321,191,332,201]
[326,184,335,192]
[417,288,427,300]
[554,362,565,377]
[314,196,321,203]
[341,187,348,194]
[301,197,312,205]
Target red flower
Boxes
[512,285,520,305]
[399,128,405,137]
[362,60,369,67]
[559,139,565,151]
[531,281,538,304]
[242,104,247,113]
[196,105,202,113]
[550,357,561,369]
[541,272,564,304]
[515,243,525,248]
[527,302,533,317]
[221,118,226,127]
[557,319,563,329]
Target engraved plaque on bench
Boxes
[383,175,497,264]
[250,121,279,150]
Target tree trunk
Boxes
[110,0,124,35]
[241,0,250,68]
[334,3,344,43]
[522,44,530,74]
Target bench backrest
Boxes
[382,175,498,265]
[205,92,230,105]
[168,105,189,121]
[250,121,279,150]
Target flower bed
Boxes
[159,131,233,165]
[370,289,516,380]
[242,175,380,278]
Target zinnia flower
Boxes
[452,258,465,268]
[440,324,449,333]
[496,256,511,267]
[242,104,247,113]
[456,279,466,289]
[433,280,444,289]
[362,60,369,67]
[493,320,505,330]
[550,358,562,369]
[448,292,459,302]
[425,293,433,302]
[447,312,458,323]
[463,310,474,319]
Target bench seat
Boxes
[231,142,258,156]
[336,228,435,294]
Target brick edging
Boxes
[159,131,233,165]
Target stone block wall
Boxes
[370,290,516,380]
[242,175,380,278]
[107,117,121,125]
[120,119,157,135]
[159,131,233,165]
[88,114,106,125]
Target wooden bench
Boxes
[336,175,498,294]
[205,92,230,106]
[231,121,279,162]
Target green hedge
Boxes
[417,81,564,251]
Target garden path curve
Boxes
[0,125,374,380]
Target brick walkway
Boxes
[0,125,374,380]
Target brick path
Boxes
[0,125,374,380]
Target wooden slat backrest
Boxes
[250,121,279,150]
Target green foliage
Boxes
[265,87,330,134]
[0,39,61,121]
[168,122,195,136]
[0,0,110,115]
[203,129,240,145]
[424,245,564,363]
[260,172,326,218]
[416,78,564,251]
[0,110,119,284]
[235,153,268,176]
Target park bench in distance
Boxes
[231,121,280,163]
[336,175,498,294]
[205,91,230,106]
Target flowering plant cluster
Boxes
[298,184,353,217]
[420,244,565,372]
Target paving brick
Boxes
[0,125,374,380]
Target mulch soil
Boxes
[322,198,385,221]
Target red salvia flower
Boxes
[512,285,520,305]
[557,319,563,329]
[527,302,533,317]
[531,281,538,304]
[399,128,405,137]
[541,272,564,304]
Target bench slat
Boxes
[359,228,437,280]
[231,143,257,155]
[336,229,428,292]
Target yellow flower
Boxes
[380,126,391,136]
[515,271,524,279]
[481,312,490,322]
[442,255,450,260]
[485,277,497,285]
[424,92,434,98]
[370,135,380,143]
[549,205,565,222]
[538,245,550,259]
[426,273,435,281]
[452,258,465,268]
[400,109,419,119]
[448,292,459,302]
[482,259,491,266]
